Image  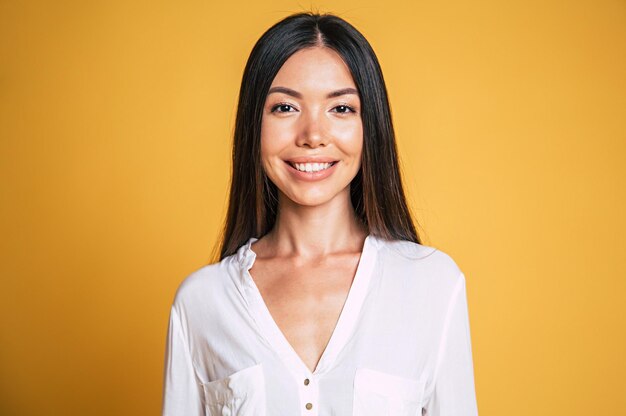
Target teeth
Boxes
[293,162,333,172]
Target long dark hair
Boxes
[215,11,421,262]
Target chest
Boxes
[248,254,361,373]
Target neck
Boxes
[262,188,368,259]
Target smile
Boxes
[283,160,340,182]
[288,161,337,172]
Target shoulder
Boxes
[378,238,461,272]
[170,255,237,310]
[376,237,465,289]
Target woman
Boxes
[162,11,478,416]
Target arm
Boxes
[162,306,204,416]
[423,272,479,415]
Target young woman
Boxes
[162,12,478,416]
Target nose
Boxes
[296,109,328,148]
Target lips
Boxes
[284,160,338,170]
[284,157,339,172]
[285,157,339,164]
[284,158,339,181]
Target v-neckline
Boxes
[239,234,379,379]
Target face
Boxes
[260,46,363,207]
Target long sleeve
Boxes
[423,272,479,415]
[162,306,204,416]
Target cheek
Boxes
[260,118,289,176]
[261,117,289,154]
[260,119,277,159]
[334,122,364,159]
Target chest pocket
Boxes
[201,363,266,416]
[352,367,424,416]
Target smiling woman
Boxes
[162,11,479,416]
[261,47,363,204]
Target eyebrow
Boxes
[267,86,359,99]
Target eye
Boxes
[270,103,297,113]
[331,104,357,114]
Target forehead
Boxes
[270,47,357,92]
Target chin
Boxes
[288,195,333,207]
[283,187,348,208]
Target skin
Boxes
[249,46,369,373]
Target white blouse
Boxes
[162,234,479,415]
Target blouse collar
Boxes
[235,234,381,286]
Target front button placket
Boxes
[239,235,380,416]
[299,373,319,415]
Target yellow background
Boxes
[1,1,625,414]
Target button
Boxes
[305,403,313,410]
[304,378,310,386]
